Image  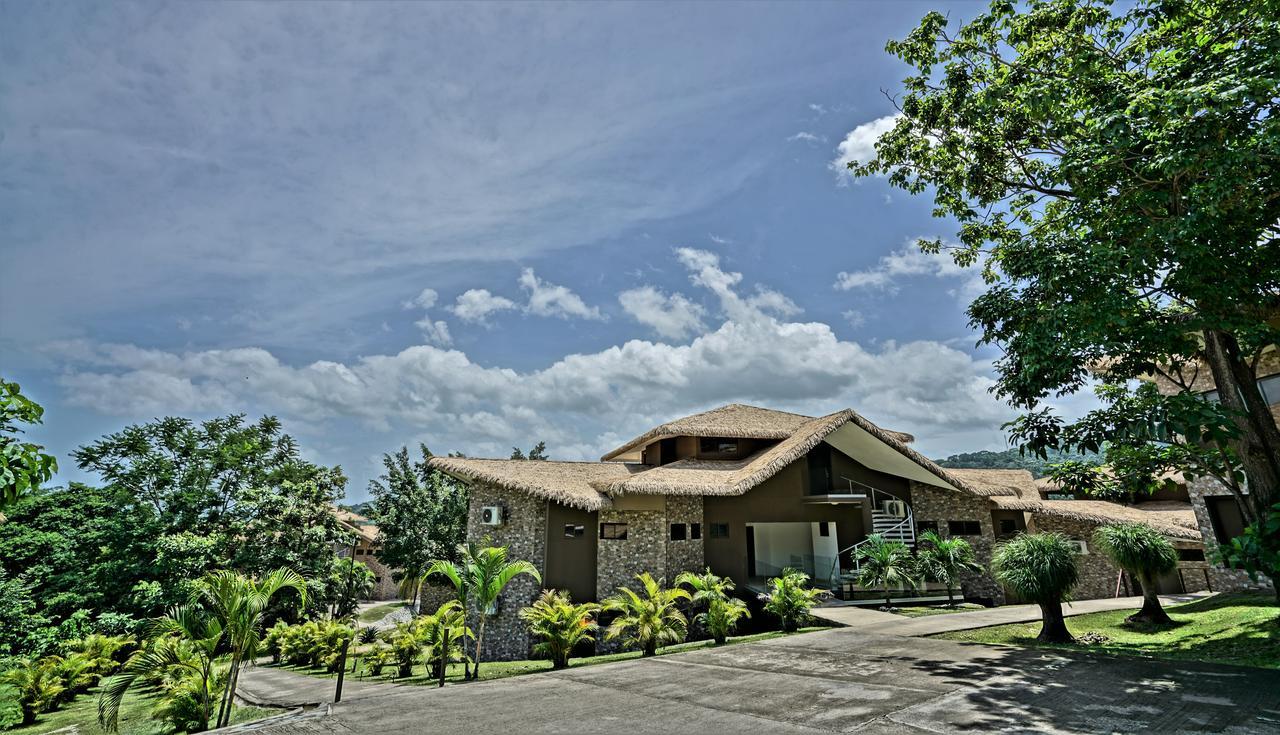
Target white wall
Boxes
[810,521,839,584]
[748,522,813,577]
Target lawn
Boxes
[892,603,987,618]
[274,626,829,687]
[935,593,1280,669]
[0,680,277,734]
[357,601,409,623]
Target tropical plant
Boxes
[518,589,599,669]
[675,569,748,644]
[1214,502,1280,603]
[1093,523,1179,624]
[1,657,65,726]
[363,642,393,676]
[196,567,307,728]
[99,606,225,733]
[357,625,380,645]
[463,545,540,679]
[388,621,421,678]
[67,634,135,677]
[152,668,228,734]
[0,378,58,515]
[602,573,690,657]
[916,531,984,607]
[52,653,98,702]
[324,557,375,620]
[263,620,290,664]
[992,533,1080,643]
[416,599,469,686]
[854,535,919,608]
[759,568,826,632]
[423,548,474,679]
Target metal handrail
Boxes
[828,480,914,585]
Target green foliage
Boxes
[518,589,599,669]
[675,569,748,644]
[413,600,469,684]
[1094,523,1178,579]
[363,642,393,676]
[0,379,58,513]
[854,0,1280,532]
[993,533,1080,605]
[388,621,421,678]
[66,634,135,679]
[462,545,540,678]
[368,445,469,601]
[855,535,920,608]
[917,531,984,606]
[936,447,1098,478]
[0,568,51,657]
[1,657,65,726]
[278,619,351,670]
[1212,503,1280,592]
[759,568,826,632]
[508,442,548,460]
[262,620,290,664]
[322,557,375,620]
[602,573,691,657]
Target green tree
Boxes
[916,531,984,607]
[760,568,826,632]
[368,444,468,606]
[518,589,599,669]
[0,379,57,515]
[422,552,474,680]
[850,0,1280,587]
[509,442,549,461]
[0,569,50,656]
[465,545,540,679]
[1,657,65,726]
[992,533,1080,643]
[416,599,469,686]
[675,569,749,644]
[1093,523,1179,624]
[855,535,919,608]
[602,573,690,657]
[323,557,375,620]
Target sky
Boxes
[0,1,1099,503]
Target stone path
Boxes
[812,592,1212,635]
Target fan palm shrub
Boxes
[1093,522,1179,624]
[916,531,984,607]
[389,621,421,678]
[196,568,308,728]
[99,606,225,733]
[602,573,691,657]
[68,634,135,677]
[855,534,920,608]
[760,568,827,632]
[675,569,749,644]
[52,653,98,703]
[416,599,469,686]
[992,532,1080,643]
[518,589,600,669]
[464,545,540,679]
[1,657,66,726]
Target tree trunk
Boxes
[473,619,485,681]
[1202,330,1280,521]
[643,640,656,657]
[946,586,955,608]
[1126,574,1172,624]
[216,652,241,728]
[437,634,448,688]
[1036,600,1074,643]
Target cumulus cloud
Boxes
[449,289,518,324]
[415,318,452,346]
[830,114,900,178]
[834,240,984,302]
[618,286,707,340]
[676,248,800,322]
[787,131,824,144]
[519,268,604,321]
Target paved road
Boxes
[242,627,1280,734]
[813,592,1212,635]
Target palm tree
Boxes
[916,531,984,607]
[675,569,749,644]
[1093,522,1179,624]
[465,545,541,680]
[855,534,919,608]
[602,573,691,657]
[760,568,826,632]
[99,606,225,733]
[992,532,1080,643]
[1,658,65,726]
[416,599,470,686]
[423,544,476,679]
[518,589,600,669]
[196,568,308,728]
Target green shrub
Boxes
[363,643,393,676]
[519,590,598,669]
[760,568,827,632]
[0,657,65,726]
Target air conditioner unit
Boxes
[480,506,504,526]
[881,500,907,518]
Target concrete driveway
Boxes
[244,627,1280,734]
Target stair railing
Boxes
[828,479,914,586]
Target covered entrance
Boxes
[746,521,841,585]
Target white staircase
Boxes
[871,502,915,544]
[827,481,917,595]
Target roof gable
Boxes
[600,403,814,461]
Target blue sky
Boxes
[1,1,1096,502]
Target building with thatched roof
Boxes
[429,403,1220,661]
[331,507,400,601]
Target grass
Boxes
[0,681,277,734]
[892,602,987,618]
[275,626,829,687]
[357,601,409,624]
[934,593,1280,669]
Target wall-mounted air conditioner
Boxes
[881,499,907,518]
[480,506,504,526]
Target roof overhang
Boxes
[823,422,961,492]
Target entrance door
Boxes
[545,504,598,602]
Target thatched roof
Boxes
[599,403,913,461]
[331,507,380,543]
[988,496,1201,540]
[428,457,643,511]
[945,468,1038,498]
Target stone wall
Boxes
[1185,476,1274,594]
[1027,515,1123,600]
[595,508,666,599]
[466,485,547,662]
[910,482,1004,604]
[664,495,706,581]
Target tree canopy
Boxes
[369,444,469,582]
[1,379,57,512]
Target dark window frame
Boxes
[564,524,585,538]
[817,521,830,537]
[690,523,702,540]
[947,520,982,536]
[699,437,739,454]
[600,522,629,540]
[916,520,939,535]
[670,523,688,541]
[709,522,730,539]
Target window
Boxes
[1260,373,1280,405]
[916,520,938,535]
[564,524,585,538]
[1206,496,1246,544]
[600,523,628,540]
[699,437,738,454]
[709,522,730,539]
[690,523,702,540]
[947,520,982,536]
[1178,547,1206,561]
[670,523,687,541]
[817,521,830,537]
[998,519,1018,536]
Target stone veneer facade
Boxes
[466,484,547,663]
[1185,476,1274,594]
[910,481,1005,604]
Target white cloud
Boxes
[842,309,865,328]
[830,114,900,178]
[618,286,706,340]
[675,248,801,322]
[519,268,604,321]
[834,240,984,301]
[404,288,439,310]
[449,289,518,324]
[708,233,732,245]
[415,317,452,346]
[787,131,824,144]
[808,103,827,115]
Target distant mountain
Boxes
[339,501,377,519]
[934,448,1100,478]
